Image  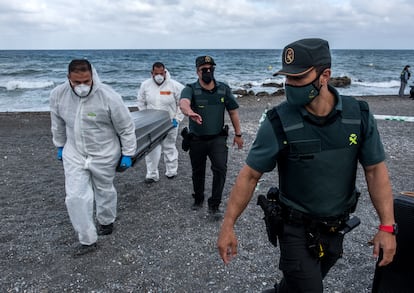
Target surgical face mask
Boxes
[200,67,214,84]
[73,84,91,97]
[153,74,165,85]
[285,77,321,106]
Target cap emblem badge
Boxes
[285,48,294,64]
[205,56,212,63]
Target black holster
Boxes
[220,124,229,137]
[181,127,191,152]
[257,187,283,247]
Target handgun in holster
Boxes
[181,127,191,152]
[220,124,229,137]
[257,187,283,247]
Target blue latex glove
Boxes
[57,147,63,161]
[119,156,132,169]
[172,118,179,128]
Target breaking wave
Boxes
[1,80,55,90]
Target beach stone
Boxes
[256,91,270,97]
[233,89,248,96]
[271,89,285,96]
[330,76,351,87]
[262,82,283,88]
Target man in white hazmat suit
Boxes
[137,62,184,183]
[50,59,137,257]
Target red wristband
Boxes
[378,224,398,235]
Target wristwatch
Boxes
[378,223,398,235]
[235,133,242,137]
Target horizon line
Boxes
[0,48,413,51]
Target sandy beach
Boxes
[1,94,413,292]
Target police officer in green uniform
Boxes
[180,56,243,214]
[217,39,397,292]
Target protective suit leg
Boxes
[163,127,179,177]
[63,157,97,245]
[89,157,118,226]
[145,145,161,181]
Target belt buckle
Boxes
[320,219,343,233]
[328,226,338,233]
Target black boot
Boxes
[73,243,97,257]
[98,223,114,235]
[191,194,204,210]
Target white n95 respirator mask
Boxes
[73,84,91,97]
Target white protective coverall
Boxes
[137,69,184,180]
[50,68,136,245]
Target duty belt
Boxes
[191,125,229,141]
[191,134,221,141]
[281,205,349,233]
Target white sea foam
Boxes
[352,79,400,88]
[3,80,55,90]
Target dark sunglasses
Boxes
[200,67,214,73]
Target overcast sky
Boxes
[1,0,413,50]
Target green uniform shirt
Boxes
[180,80,239,136]
[247,95,385,172]
[246,92,386,216]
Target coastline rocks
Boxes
[255,91,270,97]
[272,89,285,96]
[233,89,248,96]
[329,76,351,87]
[233,88,285,98]
[233,76,350,98]
[262,82,283,88]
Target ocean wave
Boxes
[230,76,401,90]
[4,69,44,76]
[352,79,400,88]
[0,49,412,112]
[1,80,55,90]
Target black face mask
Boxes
[200,67,214,84]
[202,73,213,84]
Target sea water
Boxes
[0,49,413,112]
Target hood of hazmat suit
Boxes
[50,65,137,163]
[137,68,185,121]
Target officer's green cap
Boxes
[273,38,331,76]
[196,55,216,68]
